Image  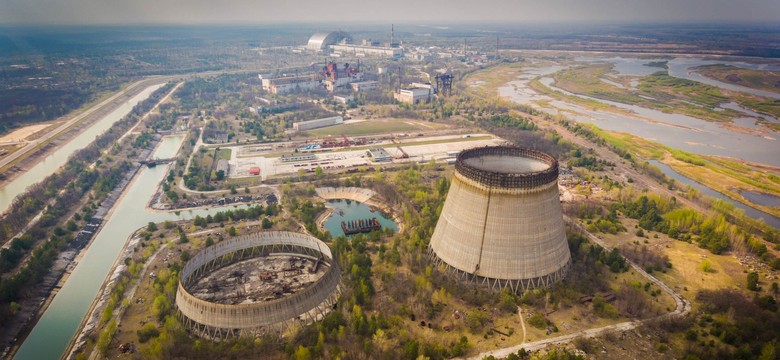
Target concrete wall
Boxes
[315,187,375,203]
[176,231,340,333]
[429,170,570,286]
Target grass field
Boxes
[465,62,529,96]
[695,64,780,94]
[307,118,444,137]
[549,65,741,123]
[467,62,780,217]
[598,218,742,313]
[216,148,232,160]
[585,125,780,218]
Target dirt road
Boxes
[469,219,691,359]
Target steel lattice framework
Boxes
[176,231,341,339]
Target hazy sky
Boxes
[1,0,778,25]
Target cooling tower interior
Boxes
[428,146,571,292]
[176,231,340,339]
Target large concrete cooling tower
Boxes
[429,146,571,292]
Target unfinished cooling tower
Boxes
[176,231,340,339]
[428,146,571,292]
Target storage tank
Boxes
[428,146,571,292]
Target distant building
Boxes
[367,148,392,162]
[394,87,432,104]
[411,82,434,90]
[261,74,321,94]
[307,31,351,51]
[333,95,353,104]
[292,116,344,132]
[280,153,317,162]
[330,44,403,58]
[307,31,403,58]
[322,62,363,92]
[351,81,379,92]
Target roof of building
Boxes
[367,148,392,159]
[400,87,432,96]
[295,116,343,125]
[307,31,351,50]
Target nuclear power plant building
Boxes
[429,146,571,292]
[307,30,403,58]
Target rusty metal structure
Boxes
[435,73,453,96]
[341,218,381,235]
[176,231,340,339]
[321,62,362,92]
[428,146,571,293]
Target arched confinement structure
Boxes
[429,146,571,293]
[307,31,351,51]
[176,231,340,339]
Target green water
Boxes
[322,199,397,238]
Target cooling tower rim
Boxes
[455,146,558,189]
[176,231,341,334]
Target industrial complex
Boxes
[306,29,403,58]
[175,231,341,338]
[428,146,571,292]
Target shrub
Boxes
[137,322,160,343]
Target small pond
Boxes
[323,199,398,238]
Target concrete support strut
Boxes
[428,245,571,293]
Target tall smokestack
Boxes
[496,35,500,60]
[391,24,395,48]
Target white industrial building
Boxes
[394,87,432,104]
[351,81,379,92]
[292,116,344,132]
[322,62,363,92]
[367,148,392,162]
[260,74,321,94]
[333,95,353,104]
[279,153,317,162]
[307,31,403,58]
[330,44,403,58]
[307,31,351,51]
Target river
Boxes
[534,75,780,166]
[14,136,247,360]
[573,56,780,99]
[647,160,779,229]
[499,58,780,167]
[498,56,780,228]
[0,84,165,213]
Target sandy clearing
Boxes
[0,124,53,143]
